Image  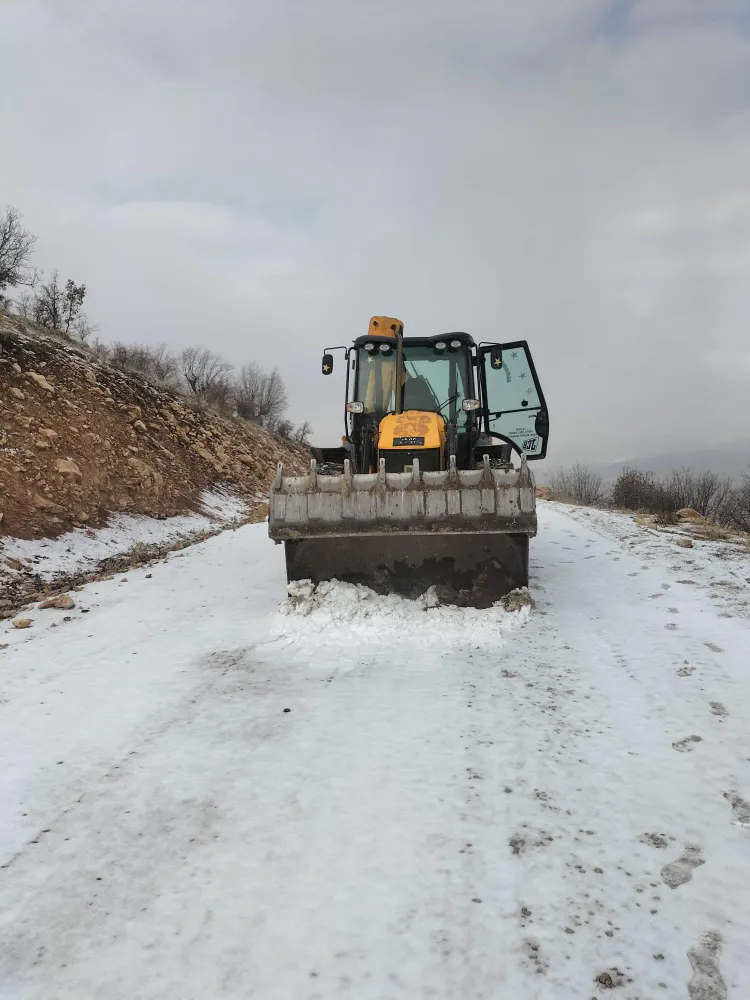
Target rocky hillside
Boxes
[0,311,309,540]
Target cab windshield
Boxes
[356,342,472,425]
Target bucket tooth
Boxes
[516,455,532,489]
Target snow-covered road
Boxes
[2,503,749,1000]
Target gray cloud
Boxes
[2,0,750,463]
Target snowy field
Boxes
[1,502,749,999]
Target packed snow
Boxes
[1,503,749,999]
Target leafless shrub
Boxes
[725,473,750,533]
[87,337,111,362]
[667,468,734,522]
[548,464,605,506]
[0,205,36,290]
[273,418,296,439]
[612,465,736,526]
[108,341,178,385]
[611,467,666,513]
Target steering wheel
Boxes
[486,432,524,459]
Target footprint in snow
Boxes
[661,845,705,888]
[672,735,702,752]
[639,832,671,849]
[723,792,750,828]
[704,642,724,653]
[521,938,548,975]
[709,702,728,718]
[687,931,727,1000]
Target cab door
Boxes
[479,341,549,459]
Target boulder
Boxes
[26,371,55,392]
[11,618,33,628]
[676,508,704,523]
[676,537,694,548]
[55,458,82,480]
[38,594,75,610]
[10,387,25,400]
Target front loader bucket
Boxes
[268,456,537,607]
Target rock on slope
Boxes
[0,311,309,540]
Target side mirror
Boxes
[346,401,364,414]
[461,398,481,412]
[534,409,549,437]
[489,346,502,370]
[321,353,334,375]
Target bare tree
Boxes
[233,362,264,420]
[72,315,99,344]
[32,270,65,329]
[294,420,312,444]
[12,289,37,319]
[548,464,605,506]
[177,347,233,397]
[233,363,288,425]
[148,343,178,382]
[0,206,36,291]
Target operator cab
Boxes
[317,319,549,475]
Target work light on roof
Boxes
[435,341,446,350]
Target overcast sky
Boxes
[2,0,750,463]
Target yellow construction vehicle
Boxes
[269,317,549,606]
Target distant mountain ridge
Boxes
[588,439,750,482]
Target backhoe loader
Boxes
[269,317,549,606]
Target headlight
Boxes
[435,341,446,351]
[364,343,375,351]
[450,339,462,348]
[379,344,392,354]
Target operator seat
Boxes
[403,375,438,411]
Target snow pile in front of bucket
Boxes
[276,579,532,645]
